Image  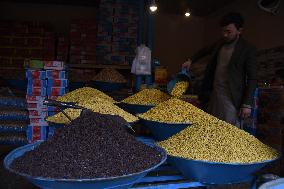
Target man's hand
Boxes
[239,107,251,119]
[182,59,192,70]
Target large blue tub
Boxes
[139,118,190,141]
[117,103,154,114]
[4,141,167,189]
[169,156,278,185]
[91,81,126,92]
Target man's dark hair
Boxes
[220,12,244,30]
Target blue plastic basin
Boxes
[117,103,154,114]
[91,81,126,92]
[169,156,278,185]
[259,178,284,189]
[4,141,167,189]
[139,118,190,141]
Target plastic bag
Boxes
[131,44,151,75]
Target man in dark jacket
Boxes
[182,12,257,127]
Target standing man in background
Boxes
[182,12,257,127]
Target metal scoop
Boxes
[43,99,135,133]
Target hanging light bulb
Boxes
[150,0,158,12]
[185,9,191,17]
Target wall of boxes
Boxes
[0,21,55,67]
[69,19,97,64]
[96,0,139,65]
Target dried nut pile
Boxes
[56,87,116,103]
[158,121,279,163]
[171,81,189,97]
[122,89,170,105]
[93,68,127,83]
[12,111,162,179]
[46,96,138,123]
[139,98,204,123]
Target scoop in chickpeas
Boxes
[170,81,189,97]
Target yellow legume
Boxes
[122,89,170,105]
[92,68,127,83]
[158,122,279,163]
[46,96,138,123]
[171,81,189,97]
[56,87,116,103]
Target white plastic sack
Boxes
[131,44,151,75]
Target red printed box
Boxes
[30,118,48,126]
[27,125,48,143]
[28,110,47,118]
[27,103,47,111]
[27,87,46,96]
[26,95,45,103]
[48,79,68,87]
[26,70,46,79]
[46,70,66,79]
[47,87,66,96]
[27,79,47,87]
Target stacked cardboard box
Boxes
[69,19,97,64]
[96,0,114,64]
[25,60,68,143]
[0,21,55,67]
[96,0,139,65]
[45,62,68,116]
[26,69,48,143]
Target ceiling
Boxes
[158,0,238,17]
[2,0,237,17]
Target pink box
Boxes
[47,87,66,96]
[29,118,48,126]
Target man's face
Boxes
[221,23,241,43]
